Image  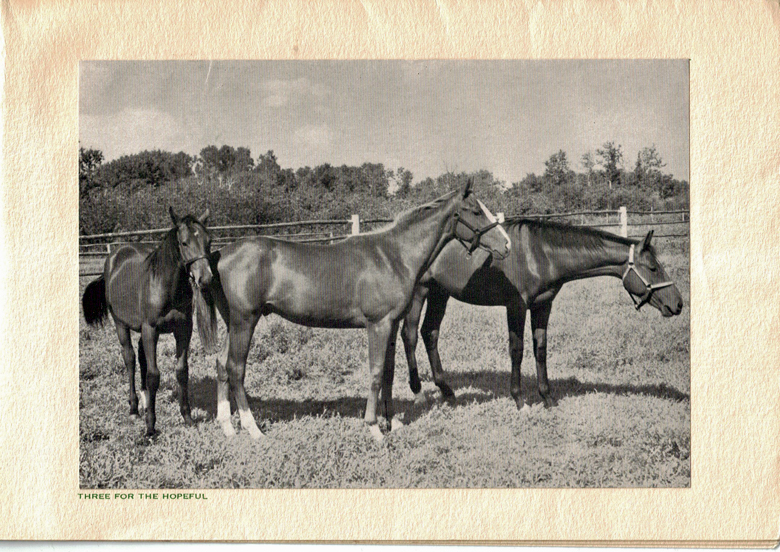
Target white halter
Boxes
[476,199,511,251]
[622,244,675,310]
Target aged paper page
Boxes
[1,0,779,544]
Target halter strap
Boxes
[476,199,512,250]
[452,202,510,259]
[183,254,210,270]
[622,244,675,310]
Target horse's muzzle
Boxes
[186,257,213,290]
[192,270,213,290]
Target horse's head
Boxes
[449,180,511,259]
[170,207,213,290]
[622,230,683,317]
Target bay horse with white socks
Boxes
[400,219,683,411]
[203,182,511,441]
[82,208,217,436]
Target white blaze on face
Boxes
[476,199,511,251]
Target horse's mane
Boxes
[503,217,637,253]
[146,214,203,278]
[374,189,459,234]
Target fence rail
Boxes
[79,207,689,277]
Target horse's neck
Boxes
[388,202,456,279]
[148,238,188,298]
[546,232,629,284]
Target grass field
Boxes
[79,240,690,488]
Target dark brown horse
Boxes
[81,208,217,436]
[400,219,684,410]
[204,183,511,441]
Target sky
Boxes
[80,60,689,186]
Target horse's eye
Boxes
[180,241,188,248]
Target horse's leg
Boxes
[137,338,148,412]
[507,301,529,411]
[530,301,557,408]
[173,320,195,426]
[401,285,429,406]
[226,313,262,439]
[420,287,455,400]
[381,321,403,431]
[140,323,160,436]
[209,277,235,436]
[215,337,235,437]
[114,323,138,418]
[365,317,393,442]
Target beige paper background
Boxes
[2,0,779,544]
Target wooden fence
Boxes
[79,207,689,277]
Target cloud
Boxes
[79,63,115,115]
[80,107,193,160]
[260,77,329,109]
[261,77,310,108]
[293,124,333,150]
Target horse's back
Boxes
[269,236,410,325]
[104,244,154,330]
[216,236,405,327]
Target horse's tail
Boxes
[192,282,219,354]
[82,275,108,326]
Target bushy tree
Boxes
[79,142,690,237]
[581,150,596,187]
[255,150,281,180]
[196,145,254,185]
[79,146,104,195]
[392,167,414,197]
[596,142,624,189]
[92,150,193,190]
[543,150,573,187]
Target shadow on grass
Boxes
[449,371,690,405]
[188,371,688,427]
[188,376,420,425]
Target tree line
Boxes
[79,142,689,235]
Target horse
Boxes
[399,218,684,411]
[81,208,217,436]
[202,182,512,442]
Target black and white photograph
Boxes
[78,60,690,489]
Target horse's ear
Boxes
[641,230,654,250]
[169,206,179,226]
[462,179,473,198]
[198,208,210,224]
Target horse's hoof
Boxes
[247,426,265,440]
[543,397,558,409]
[129,413,141,421]
[368,424,385,442]
[440,385,456,400]
[220,421,237,437]
[413,391,427,407]
[183,416,196,427]
[390,418,405,432]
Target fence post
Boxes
[351,214,360,235]
[619,206,628,237]
[497,212,505,223]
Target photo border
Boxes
[2,0,779,544]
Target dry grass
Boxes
[79,242,690,488]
